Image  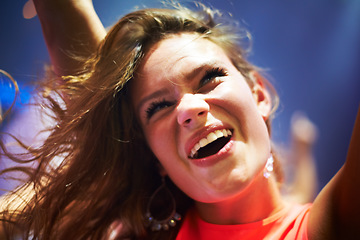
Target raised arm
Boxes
[308,105,360,239]
[0,2,106,238]
[33,0,106,76]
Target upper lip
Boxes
[185,123,233,158]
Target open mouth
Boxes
[189,129,232,159]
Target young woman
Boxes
[1,0,359,239]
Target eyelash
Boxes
[145,67,227,121]
[200,67,227,87]
[146,99,175,120]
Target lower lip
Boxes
[189,139,234,167]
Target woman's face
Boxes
[131,33,272,203]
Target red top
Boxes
[176,203,311,240]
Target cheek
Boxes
[143,121,178,166]
[214,81,260,123]
[216,80,271,149]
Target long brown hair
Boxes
[0,4,280,240]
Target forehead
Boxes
[132,34,233,89]
[139,34,230,78]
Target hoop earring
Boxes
[145,177,181,231]
[263,154,274,179]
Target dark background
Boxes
[1,0,359,194]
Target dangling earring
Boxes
[145,176,182,231]
[263,154,274,179]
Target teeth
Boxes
[207,132,217,143]
[223,129,228,137]
[190,129,232,158]
[215,130,223,138]
[199,138,208,147]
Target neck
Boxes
[194,173,285,225]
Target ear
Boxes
[250,71,272,120]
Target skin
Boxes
[131,33,285,224]
[12,1,360,237]
[33,0,106,76]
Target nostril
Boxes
[177,99,209,127]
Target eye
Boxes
[146,99,175,120]
[200,67,227,88]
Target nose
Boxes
[177,94,209,129]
